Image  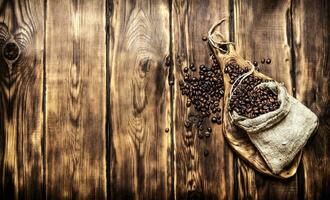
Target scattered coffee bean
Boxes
[165,56,171,67]
[198,131,204,139]
[179,50,225,143]
[205,131,211,138]
[202,36,208,41]
[204,149,209,157]
[253,61,258,66]
[261,58,266,64]
[165,128,169,132]
[266,58,271,64]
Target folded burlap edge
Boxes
[231,81,291,133]
[247,96,319,174]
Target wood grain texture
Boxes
[292,0,330,199]
[0,0,44,199]
[171,0,234,199]
[45,0,107,199]
[233,0,298,199]
[108,0,171,199]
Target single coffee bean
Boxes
[202,36,208,41]
[198,131,204,139]
[165,128,169,132]
[205,131,211,138]
[190,63,195,69]
[204,149,209,157]
[261,58,265,64]
[266,58,271,64]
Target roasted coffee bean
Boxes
[226,61,280,118]
[253,61,258,66]
[185,120,192,128]
[261,58,265,64]
[266,58,271,64]
[205,131,211,138]
[165,128,169,133]
[198,131,204,139]
[202,36,208,41]
[179,51,224,148]
[204,149,209,157]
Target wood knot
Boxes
[2,42,20,61]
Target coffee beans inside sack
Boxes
[225,62,280,118]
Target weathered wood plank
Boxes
[108,0,171,199]
[0,0,44,199]
[233,0,298,199]
[45,0,107,199]
[292,0,330,199]
[172,0,235,199]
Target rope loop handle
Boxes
[207,18,235,53]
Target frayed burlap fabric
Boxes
[231,81,318,174]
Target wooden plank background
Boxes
[0,0,329,199]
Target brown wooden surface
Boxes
[0,0,329,199]
[0,0,44,199]
[45,0,107,199]
[108,0,171,199]
[292,0,330,199]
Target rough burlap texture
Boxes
[231,82,319,174]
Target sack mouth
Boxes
[230,81,291,133]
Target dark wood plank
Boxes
[0,0,44,199]
[233,0,298,199]
[292,0,330,199]
[108,0,171,199]
[172,0,235,199]
[45,0,107,199]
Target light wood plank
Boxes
[0,0,45,199]
[292,0,330,199]
[233,0,298,199]
[172,0,235,199]
[108,0,172,199]
[45,0,107,198]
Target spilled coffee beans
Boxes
[179,53,224,138]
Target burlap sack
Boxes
[208,19,319,174]
[230,81,318,174]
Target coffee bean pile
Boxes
[225,62,280,118]
[179,54,224,138]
